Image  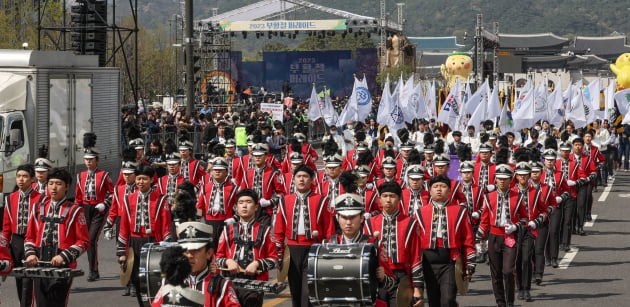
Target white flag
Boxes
[582,79,600,124]
[604,79,617,123]
[307,84,322,121]
[487,85,501,120]
[614,88,630,117]
[465,79,489,114]
[387,79,406,133]
[499,98,515,133]
[356,76,372,122]
[533,81,548,123]
[336,76,360,127]
[437,79,462,128]
[467,95,487,132]
[399,75,417,123]
[425,80,438,119]
[512,79,535,130]
[377,76,391,126]
[414,82,428,119]
[566,85,587,128]
[547,79,564,127]
[322,89,338,126]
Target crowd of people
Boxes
[0,92,623,307]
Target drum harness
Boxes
[230,222,268,272]
[36,197,73,264]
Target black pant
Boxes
[561,197,577,247]
[235,288,264,307]
[574,185,589,231]
[82,204,106,273]
[130,236,154,307]
[288,245,312,307]
[546,208,562,260]
[377,270,406,306]
[516,230,535,291]
[534,222,548,280]
[487,234,517,307]
[10,234,34,307]
[422,248,457,307]
[34,277,73,307]
[586,183,594,215]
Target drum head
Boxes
[455,257,469,295]
[120,247,134,286]
[396,275,412,307]
[277,246,290,283]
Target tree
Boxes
[296,32,375,51]
[376,65,414,88]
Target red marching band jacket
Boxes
[400,188,429,217]
[196,177,239,221]
[273,193,334,248]
[555,158,585,198]
[457,182,484,222]
[24,197,90,269]
[180,158,206,187]
[414,202,476,267]
[518,186,548,237]
[2,189,43,240]
[477,190,528,241]
[74,169,114,206]
[151,274,241,307]
[105,183,135,230]
[572,153,599,185]
[215,219,278,281]
[359,186,381,215]
[116,189,172,256]
[240,166,284,217]
[363,213,423,288]
[540,168,570,206]
[157,174,186,207]
[283,172,321,195]
[473,162,496,187]
[0,238,11,275]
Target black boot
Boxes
[122,285,131,296]
[518,289,525,300]
[551,258,559,268]
[87,271,100,282]
[525,290,532,301]
[130,284,137,297]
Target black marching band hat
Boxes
[515,161,532,175]
[178,140,194,151]
[177,221,215,250]
[34,158,54,172]
[406,164,426,179]
[166,152,182,164]
[159,285,205,307]
[290,152,304,164]
[433,153,451,166]
[225,139,236,148]
[334,193,365,217]
[478,142,494,153]
[324,154,343,168]
[121,161,139,174]
[381,156,397,169]
[495,164,514,179]
[543,149,557,160]
[294,132,307,142]
[251,143,268,156]
[212,157,229,170]
[356,165,371,178]
[559,141,572,151]
[530,160,543,172]
[129,138,145,150]
[459,161,475,173]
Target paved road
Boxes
[1,173,628,306]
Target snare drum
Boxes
[307,243,378,306]
[138,242,179,306]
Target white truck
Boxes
[0,49,121,206]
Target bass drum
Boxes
[307,243,378,306]
[138,242,179,307]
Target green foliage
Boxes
[376,65,414,88]
[296,32,375,51]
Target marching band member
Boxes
[157,152,186,208]
[216,189,277,306]
[33,149,54,195]
[397,131,416,182]
[117,165,172,307]
[431,154,467,205]
[364,181,424,306]
[103,160,138,296]
[582,130,605,221]
[401,164,429,217]
[326,192,372,244]
[421,134,436,178]
[24,168,90,307]
[477,164,528,307]
[198,157,239,254]
[474,143,497,191]
[376,157,402,188]
[224,139,240,179]
[151,245,205,307]
[513,162,547,302]
[319,153,346,208]
[415,175,476,307]
[2,164,42,306]
[284,152,321,195]
[355,165,380,216]
[571,138,597,237]
[294,132,319,171]
[541,149,570,268]
[239,143,284,226]
[273,164,334,306]
[459,160,486,262]
[179,140,206,187]
[556,141,581,251]
[75,146,114,282]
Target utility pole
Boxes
[475,14,484,87]
[185,0,194,117]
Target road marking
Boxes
[558,247,579,269]
[263,294,291,307]
[598,178,614,202]
[584,214,597,228]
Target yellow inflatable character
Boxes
[610,53,630,90]
[440,52,473,88]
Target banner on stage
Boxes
[219,20,347,32]
[260,103,284,123]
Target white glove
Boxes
[471,211,480,220]
[95,203,106,212]
[567,180,576,187]
[486,184,496,192]
[104,229,113,240]
[505,224,517,234]
[528,221,537,229]
[260,199,272,207]
[555,196,562,204]
[366,183,374,190]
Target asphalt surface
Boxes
[1,172,628,307]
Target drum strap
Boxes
[208,274,226,295]
[232,223,267,248]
